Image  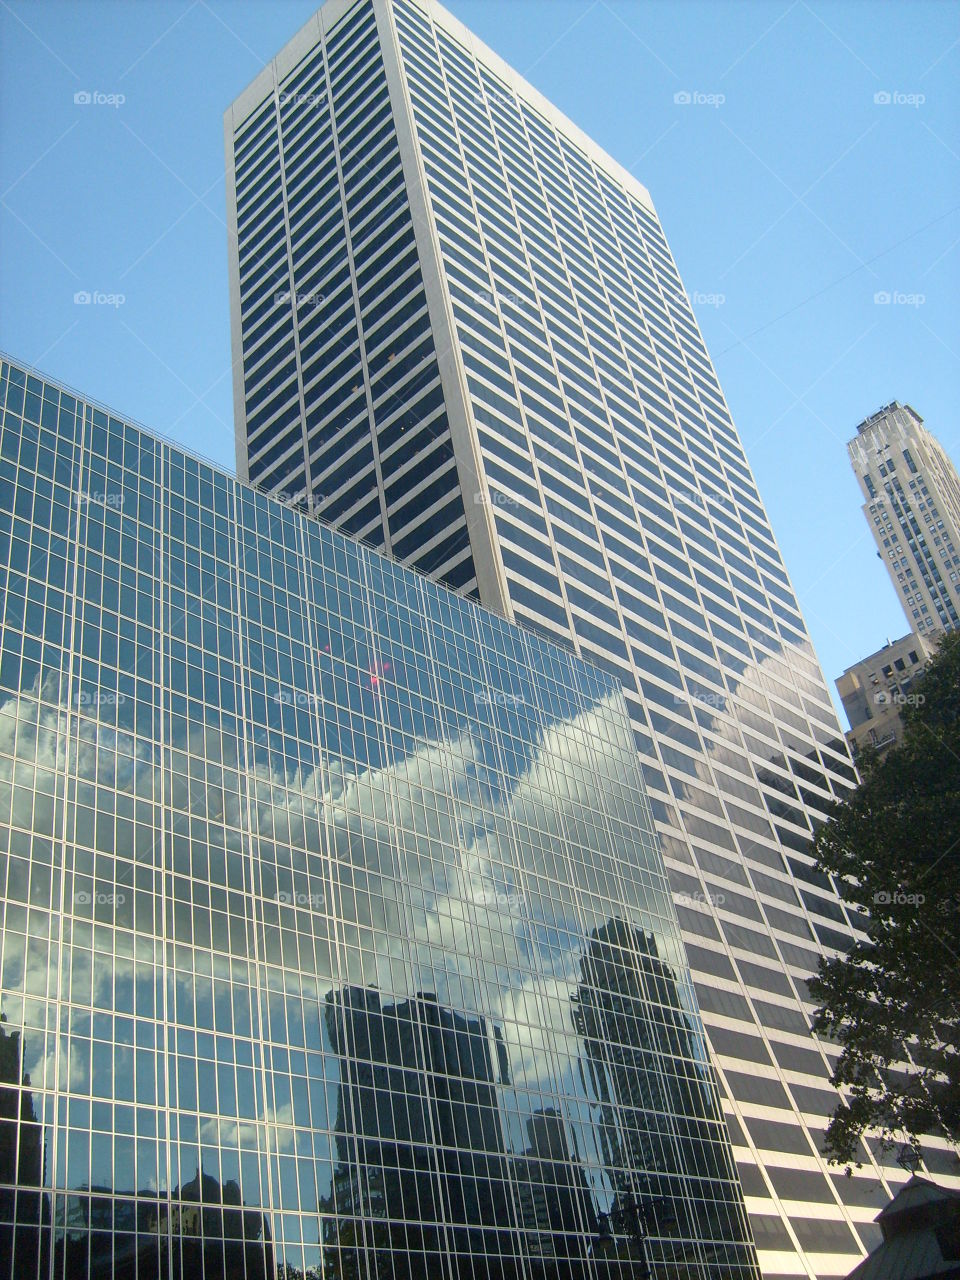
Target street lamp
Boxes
[897,1142,922,1174]
[622,1192,651,1279]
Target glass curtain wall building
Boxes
[0,354,760,1278]
[223,2,960,1274]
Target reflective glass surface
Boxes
[0,359,758,1277]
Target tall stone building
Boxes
[849,402,960,639]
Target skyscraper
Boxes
[0,353,758,1278]
[849,402,960,638]
[224,1,960,1271]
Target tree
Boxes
[808,630,960,1168]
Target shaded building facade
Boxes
[835,633,934,757]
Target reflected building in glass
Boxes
[0,356,758,1277]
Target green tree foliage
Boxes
[808,631,960,1167]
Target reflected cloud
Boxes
[0,603,744,1272]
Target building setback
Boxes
[836,632,934,757]
[0,355,760,1277]
[225,1,960,1272]
[849,402,960,639]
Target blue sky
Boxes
[1,0,958,721]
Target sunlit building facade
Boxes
[0,355,759,1277]
[849,402,960,639]
[221,2,958,1273]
